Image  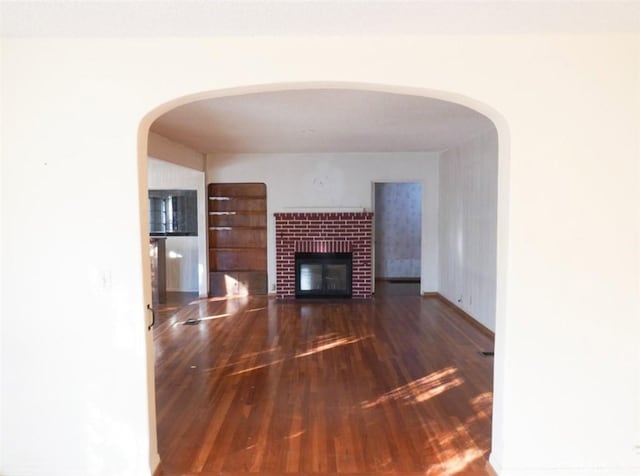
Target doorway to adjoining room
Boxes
[374,182,422,296]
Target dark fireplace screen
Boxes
[295,252,352,298]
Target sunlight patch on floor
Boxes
[286,430,305,440]
[361,366,464,408]
[193,312,233,322]
[296,334,368,358]
[426,447,485,475]
[228,358,285,376]
[471,391,493,416]
[227,333,367,376]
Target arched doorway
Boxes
[138,82,509,474]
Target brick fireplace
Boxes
[274,212,374,299]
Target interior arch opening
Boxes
[140,84,503,475]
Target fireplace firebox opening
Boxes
[295,252,352,298]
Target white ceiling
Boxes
[150,89,496,154]
[2,1,639,37]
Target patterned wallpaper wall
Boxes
[374,182,422,278]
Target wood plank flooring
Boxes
[154,288,494,476]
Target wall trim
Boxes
[424,292,495,339]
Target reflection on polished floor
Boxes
[373,278,421,297]
[154,290,494,476]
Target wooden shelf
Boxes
[208,182,267,296]
[208,183,266,198]
[208,228,267,233]
[209,195,267,200]
[208,247,267,251]
[209,210,266,214]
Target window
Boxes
[148,190,198,236]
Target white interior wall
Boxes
[439,129,498,331]
[636,42,640,452]
[147,157,207,296]
[206,152,440,294]
[1,34,639,476]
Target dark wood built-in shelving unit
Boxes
[208,183,267,296]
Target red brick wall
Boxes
[274,212,374,299]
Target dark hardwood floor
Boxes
[373,279,421,297]
[153,289,495,476]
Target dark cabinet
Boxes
[149,237,166,303]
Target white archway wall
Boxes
[1,35,639,476]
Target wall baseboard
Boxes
[423,292,495,339]
[422,291,439,297]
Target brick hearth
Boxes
[274,212,374,299]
